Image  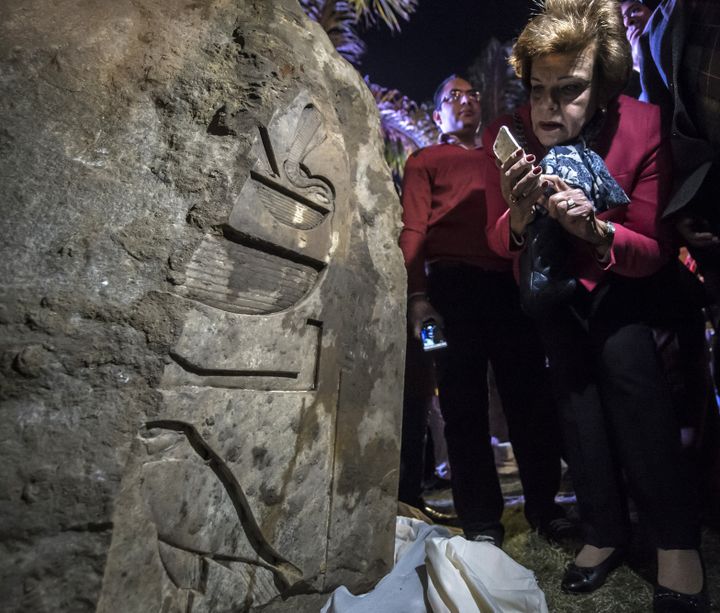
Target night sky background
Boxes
[360,0,534,104]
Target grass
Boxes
[501,505,720,612]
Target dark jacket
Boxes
[639,0,718,217]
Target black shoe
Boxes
[421,487,457,523]
[534,516,581,543]
[653,586,710,612]
[561,548,624,594]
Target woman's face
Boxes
[529,46,599,147]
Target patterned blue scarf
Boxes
[541,138,630,212]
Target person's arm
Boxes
[482,122,544,258]
[482,133,514,259]
[399,153,432,296]
[399,152,443,338]
[544,105,673,276]
[483,125,522,258]
[603,106,674,276]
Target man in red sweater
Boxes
[399,74,572,546]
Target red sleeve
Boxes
[399,152,432,295]
[481,123,516,261]
[602,104,674,277]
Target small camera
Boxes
[421,320,447,352]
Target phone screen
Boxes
[421,322,448,352]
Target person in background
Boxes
[483,0,707,610]
[620,0,659,96]
[622,0,719,347]
[399,73,573,547]
[620,0,659,73]
[621,0,720,525]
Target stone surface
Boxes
[0,0,406,610]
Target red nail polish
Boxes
[532,166,542,175]
[526,154,536,162]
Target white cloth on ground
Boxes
[321,517,548,613]
[425,536,548,613]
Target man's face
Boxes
[432,78,482,138]
[529,46,599,147]
[621,1,652,46]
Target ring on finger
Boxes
[566,197,577,209]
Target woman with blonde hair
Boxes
[483,0,707,610]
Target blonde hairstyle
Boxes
[510,0,632,101]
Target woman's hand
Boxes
[544,176,614,254]
[499,149,546,237]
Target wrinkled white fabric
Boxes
[321,518,548,613]
[321,517,451,613]
[425,536,548,613]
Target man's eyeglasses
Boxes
[442,89,481,104]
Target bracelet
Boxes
[603,220,616,244]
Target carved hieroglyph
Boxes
[158,94,340,606]
[98,89,396,611]
[165,98,336,391]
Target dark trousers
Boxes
[427,264,563,537]
[398,332,434,507]
[537,275,701,549]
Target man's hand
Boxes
[408,295,444,340]
[627,29,643,73]
[676,215,720,249]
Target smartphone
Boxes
[492,125,522,165]
[421,321,448,352]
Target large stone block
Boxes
[0,0,406,610]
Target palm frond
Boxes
[299,0,366,65]
[366,78,439,150]
[351,0,418,32]
[467,38,527,126]
[366,78,439,190]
